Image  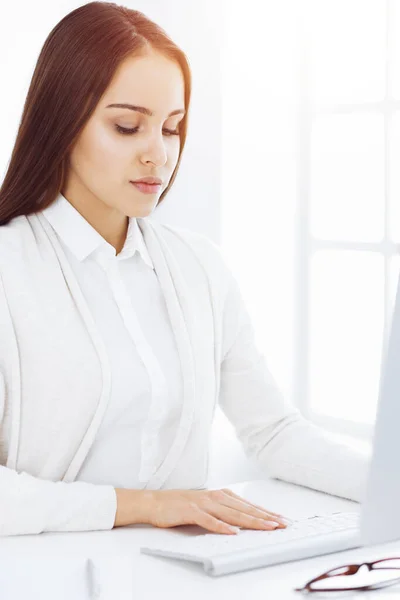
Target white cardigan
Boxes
[40,193,185,489]
[0,207,371,536]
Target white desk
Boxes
[1,478,399,599]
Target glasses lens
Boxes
[373,558,400,570]
[310,564,400,592]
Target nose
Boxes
[140,129,168,167]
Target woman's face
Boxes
[64,49,185,219]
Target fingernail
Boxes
[263,520,280,528]
[229,525,240,533]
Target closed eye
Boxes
[115,125,180,136]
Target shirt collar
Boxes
[40,192,154,269]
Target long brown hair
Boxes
[0,2,192,226]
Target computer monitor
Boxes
[360,268,400,546]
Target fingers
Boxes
[206,490,286,529]
[215,489,289,527]
[221,489,292,523]
[208,503,281,531]
[193,507,240,535]
[222,489,284,517]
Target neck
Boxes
[61,187,129,254]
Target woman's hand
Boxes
[147,488,292,535]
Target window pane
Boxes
[309,251,384,422]
[310,114,385,241]
[389,0,400,99]
[388,112,400,242]
[308,0,386,105]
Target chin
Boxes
[129,204,157,218]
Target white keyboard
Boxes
[140,511,361,576]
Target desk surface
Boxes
[0,478,399,600]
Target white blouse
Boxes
[41,192,182,488]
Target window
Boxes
[221,0,399,441]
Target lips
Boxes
[132,177,162,185]
[130,181,162,194]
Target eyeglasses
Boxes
[294,558,400,593]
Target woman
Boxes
[0,2,370,537]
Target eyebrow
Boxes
[105,103,185,117]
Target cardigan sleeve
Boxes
[0,463,118,536]
[0,364,117,537]
[217,263,372,503]
[0,376,117,537]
